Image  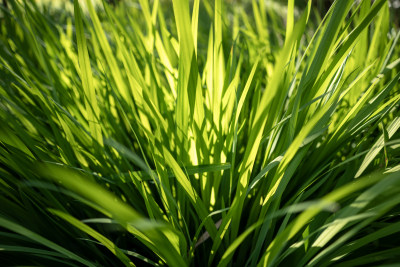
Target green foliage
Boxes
[0,0,400,266]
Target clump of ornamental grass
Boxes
[1,0,400,266]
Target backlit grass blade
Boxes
[73,0,102,146]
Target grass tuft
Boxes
[0,0,400,266]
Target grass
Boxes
[0,0,400,266]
